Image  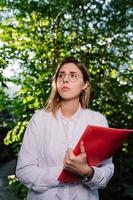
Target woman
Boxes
[16,57,114,200]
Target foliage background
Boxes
[0,0,133,199]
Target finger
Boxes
[64,148,73,166]
[80,141,85,153]
[63,150,69,165]
[65,149,69,159]
[67,148,75,161]
[63,159,70,169]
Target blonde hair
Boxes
[45,57,91,115]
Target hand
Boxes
[63,141,93,177]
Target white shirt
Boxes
[16,106,114,200]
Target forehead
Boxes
[59,63,82,74]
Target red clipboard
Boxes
[58,125,133,183]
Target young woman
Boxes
[16,57,114,200]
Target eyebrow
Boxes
[59,71,78,74]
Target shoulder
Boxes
[83,108,108,127]
[30,109,52,124]
[86,109,106,119]
[33,109,50,118]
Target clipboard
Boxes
[58,125,133,183]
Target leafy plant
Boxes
[0,0,132,199]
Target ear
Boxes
[82,81,90,90]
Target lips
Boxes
[61,86,70,91]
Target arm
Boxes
[16,112,60,193]
[63,141,114,189]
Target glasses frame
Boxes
[57,72,83,82]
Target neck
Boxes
[60,99,80,118]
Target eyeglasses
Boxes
[57,72,83,82]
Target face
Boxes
[57,63,87,101]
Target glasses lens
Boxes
[57,73,81,82]
[69,73,78,82]
[57,73,64,81]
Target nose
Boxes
[63,74,69,82]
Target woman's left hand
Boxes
[63,141,93,177]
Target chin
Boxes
[59,92,80,101]
[61,96,80,101]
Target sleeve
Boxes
[84,111,114,189]
[15,112,61,193]
[84,158,114,189]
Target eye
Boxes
[58,73,64,78]
[70,73,77,78]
